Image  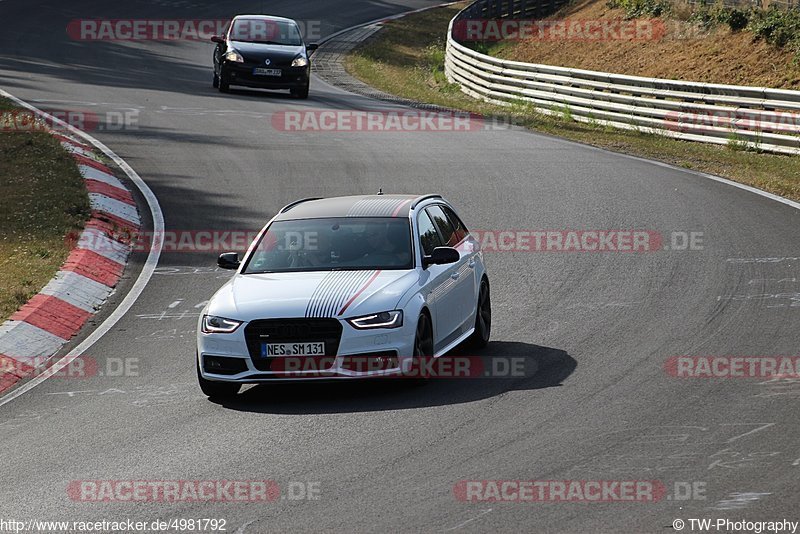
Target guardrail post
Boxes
[492,0,502,18]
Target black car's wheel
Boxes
[197,357,241,398]
[212,72,219,88]
[218,72,230,93]
[291,81,310,99]
[469,278,491,348]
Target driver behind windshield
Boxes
[229,19,303,46]
[362,222,411,266]
[244,218,412,273]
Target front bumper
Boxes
[220,62,310,90]
[197,317,416,383]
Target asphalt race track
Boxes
[1,0,799,532]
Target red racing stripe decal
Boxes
[11,295,92,340]
[391,199,412,217]
[338,270,381,316]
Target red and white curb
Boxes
[0,131,141,394]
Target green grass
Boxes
[0,97,90,321]
[345,3,800,203]
[748,8,800,58]
[609,0,800,59]
[607,0,672,18]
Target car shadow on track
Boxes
[210,341,577,414]
[216,87,299,101]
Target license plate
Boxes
[253,68,282,77]
[261,342,325,358]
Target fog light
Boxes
[203,355,247,375]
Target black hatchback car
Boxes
[211,15,318,98]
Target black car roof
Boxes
[274,195,440,220]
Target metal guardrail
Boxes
[683,0,798,9]
[445,0,800,154]
[459,0,571,18]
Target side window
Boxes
[426,205,456,247]
[418,210,443,256]
[441,205,469,244]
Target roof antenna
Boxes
[377,188,383,195]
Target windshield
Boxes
[229,19,303,46]
[243,218,414,273]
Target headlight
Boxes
[348,311,403,329]
[202,315,243,334]
[224,50,244,63]
[291,56,309,67]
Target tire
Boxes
[469,278,491,348]
[212,72,219,88]
[291,81,310,99]
[218,73,230,93]
[197,357,241,398]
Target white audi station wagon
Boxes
[196,194,490,398]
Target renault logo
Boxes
[264,59,271,66]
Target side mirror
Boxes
[423,247,460,268]
[211,35,225,44]
[306,43,319,54]
[218,252,240,270]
